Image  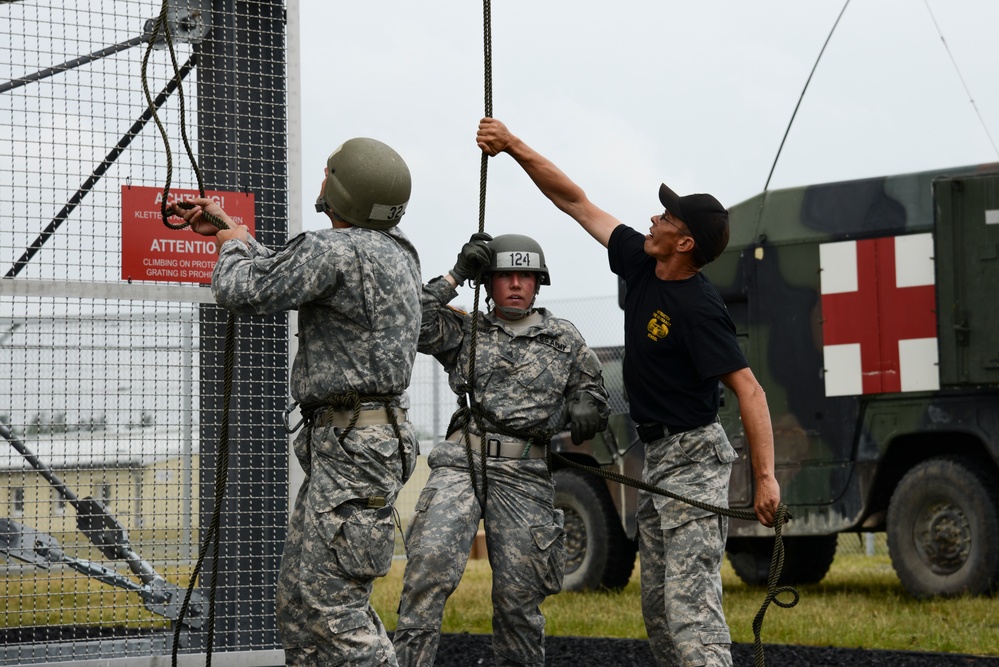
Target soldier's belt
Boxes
[313,407,408,429]
[446,430,546,460]
[636,417,717,444]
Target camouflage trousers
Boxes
[637,420,737,667]
[393,440,566,667]
[276,419,418,667]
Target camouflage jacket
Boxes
[419,277,609,437]
[212,227,422,409]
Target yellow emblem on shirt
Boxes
[647,310,671,341]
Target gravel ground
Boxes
[434,633,999,667]
[4,628,997,665]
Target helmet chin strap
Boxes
[494,305,532,321]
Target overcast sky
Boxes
[297,1,999,302]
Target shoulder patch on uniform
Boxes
[537,334,570,353]
[447,305,468,315]
[283,232,310,250]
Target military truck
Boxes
[550,163,999,598]
[548,346,640,591]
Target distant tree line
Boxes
[0,411,155,436]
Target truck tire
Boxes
[726,534,837,586]
[886,456,999,598]
[554,467,637,591]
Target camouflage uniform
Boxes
[393,277,609,667]
[637,420,737,667]
[211,227,422,666]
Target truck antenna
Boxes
[922,0,999,160]
[763,0,851,195]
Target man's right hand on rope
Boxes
[476,118,514,156]
[170,197,248,251]
[449,232,493,285]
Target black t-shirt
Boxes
[608,224,748,429]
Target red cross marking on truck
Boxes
[820,235,937,395]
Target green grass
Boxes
[372,551,999,656]
[5,545,998,656]
[1,567,190,629]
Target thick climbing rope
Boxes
[139,5,231,665]
[458,0,494,503]
[140,1,211,227]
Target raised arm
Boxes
[476,118,622,248]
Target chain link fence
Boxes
[2,1,289,663]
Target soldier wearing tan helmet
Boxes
[476,118,780,667]
[174,137,421,666]
[393,232,610,667]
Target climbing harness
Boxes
[448,405,555,466]
[302,391,415,552]
[306,391,409,465]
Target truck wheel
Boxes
[726,534,837,586]
[554,467,637,591]
[887,456,999,598]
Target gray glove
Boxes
[566,391,604,445]
[450,232,493,284]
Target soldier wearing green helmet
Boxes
[315,137,412,229]
[394,232,610,666]
[478,232,551,320]
[173,137,421,666]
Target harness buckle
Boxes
[486,437,502,457]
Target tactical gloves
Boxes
[566,391,604,445]
[450,232,493,284]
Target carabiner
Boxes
[282,400,304,434]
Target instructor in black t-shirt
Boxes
[477,118,780,667]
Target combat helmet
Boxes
[316,138,411,230]
[485,234,551,285]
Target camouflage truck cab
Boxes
[708,163,999,597]
[548,346,641,591]
[553,163,999,598]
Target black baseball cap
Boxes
[658,183,730,266]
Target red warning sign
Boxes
[121,186,256,284]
